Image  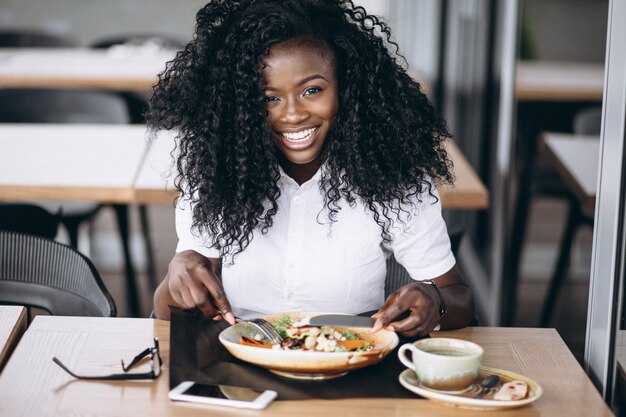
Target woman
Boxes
[149,0,474,336]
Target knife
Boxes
[308,314,377,328]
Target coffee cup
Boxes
[397,338,483,392]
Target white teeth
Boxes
[282,127,316,142]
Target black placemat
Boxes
[169,307,425,400]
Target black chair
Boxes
[509,104,601,327]
[90,33,186,50]
[0,230,116,319]
[384,231,479,325]
[0,203,61,240]
[0,88,142,317]
[573,106,602,136]
[537,106,599,327]
[0,88,130,124]
[385,230,465,298]
[0,30,76,48]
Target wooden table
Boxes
[135,135,489,208]
[0,316,612,416]
[0,48,174,92]
[0,124,148,203]
[439,140,489,209]
[541,132,599,212]
[516,60,604,102]
[0,306,27,372]
[0,125,488,209]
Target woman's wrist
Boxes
[420,280,446,317]
[153,277,173,320]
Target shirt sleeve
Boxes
[175,195,221,258]
[388,187,456,280]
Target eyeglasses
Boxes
[52,337,162,380]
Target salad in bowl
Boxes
[219,312,399,380]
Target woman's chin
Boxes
[280,150,323,166]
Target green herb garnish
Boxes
[341,329,359,340]
[273,315,295,339]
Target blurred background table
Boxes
[516,61,604,102]
[136,134,488,208]
[0,124,147,203]
[0,48,174,92]
[440,141,489,209]
[541,132,598,212]
[0,306,26,371]
[0,316,612,416]
[0,125,488,209]
[535,132,598,327]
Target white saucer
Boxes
[398,366,542,411]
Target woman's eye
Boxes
[264,96,279,103]
[302,87,322,96]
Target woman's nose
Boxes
[280,98,309,124]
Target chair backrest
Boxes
[573,106,602,135]
[0,88,130,124]
[0,231,117,317]
[90,34,186,49]
[385,231,464,298]
[0,204,60,239]
[0,30,76,48]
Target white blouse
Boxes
[175,168,455,319]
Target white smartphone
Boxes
[169,381,277,410]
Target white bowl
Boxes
[218,311,399,380]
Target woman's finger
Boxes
[178,287,199,310]
[372,293,409,332]
[374,282,441,335]
[195,268,235,325]
[389,310,437,336]
[208,286,235,324]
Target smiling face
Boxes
[261,39,339,183]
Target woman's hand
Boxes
[371,266,474,337]
[371,281,442,337]
[153,250,235,323]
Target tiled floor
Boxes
[87,195,592,363]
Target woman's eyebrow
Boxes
[265,74,329,91]
[296,74,328,86]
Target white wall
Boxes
[0,0,390,47]
[0,0,206,45]
[0,0,445,77]
[355,0,389,17]
[523,0,608,62]
[1,0,606,63]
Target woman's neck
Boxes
[278,154,323,185]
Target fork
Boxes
[236,317,283,345]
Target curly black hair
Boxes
[147,0,453,258]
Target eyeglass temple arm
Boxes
[53,357,83,378]
[121,337,160,372]
[121,347,151,372]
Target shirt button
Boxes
[293,196,301,203]
[287,292,294,300]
